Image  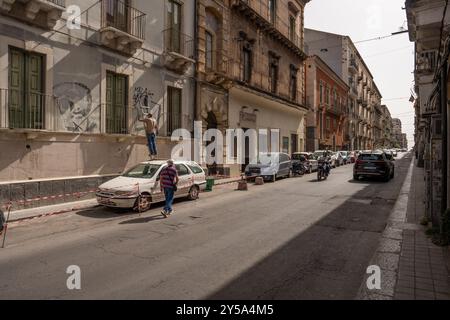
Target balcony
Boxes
[204,52,234,89]
[0,0,65,29]
[231,0,307,59]
[162,28,195,74]
[348,58,358,74]
[99,0,146,56]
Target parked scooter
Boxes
[292,161,307,176]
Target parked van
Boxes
[244,152,292,182]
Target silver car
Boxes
[245,152,292,182]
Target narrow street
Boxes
[0,153,413,300]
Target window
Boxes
[326,117,330,130]
[188,164,204,174]
[268,0,276,24]
[8,47,45,130]
[175,164,189,176]
[269,52,279,93]
[167,0,182,53]
[243,47,252,83]
[289,65,298,101]
[291,134,298,153]
[167,86,182,136]
[289,15,296,42]
[282,136,289,154]
[319,82,323,104]
[325,87,330,105]
[205,31,214,70]
[106,71,128,134]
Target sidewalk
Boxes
[359,157,450,300]
[5,176,242,222]
[393,164,450,300]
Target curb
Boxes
[356,156,415,300]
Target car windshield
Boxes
[359,154,384,161]
[122,164,161,179]
[292,154,306,161]
[258,153,279,165]
[313,152,324,159]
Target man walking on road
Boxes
[159,159,179,218]
[139,113,158,159]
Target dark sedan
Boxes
[353,151,395,182]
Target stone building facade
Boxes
[196,0,310,175]
[0,0,196,208]
[304,29,382,150]
[305,55,349,151]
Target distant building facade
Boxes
[305,55,349,151]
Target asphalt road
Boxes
[0,153,413,299]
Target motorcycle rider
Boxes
[319,149,332,176]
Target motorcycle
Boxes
[317,160,330,181]
[292,160,307,176]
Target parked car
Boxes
[331,152,344,167]
[353,151,395,182]
[313,150,337,168]
[96,160,206,211]
[245,152,292,182]
[338,151,350,164]
[292,152,318,173]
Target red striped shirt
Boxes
[160,166,178,188]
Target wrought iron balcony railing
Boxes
[101,0,146,40]
[0,88,57,130]
[163,28,194,59]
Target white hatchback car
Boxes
[96,160,207,211]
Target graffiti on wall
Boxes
[133,87,161,132]
[53,82,99,133]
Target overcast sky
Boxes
[304,0,415,148]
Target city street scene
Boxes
[0,0,449,305]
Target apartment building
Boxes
[305,55,349,151]
[406,0,450,232]
[0,0,196,208]
[304,28,382,150]
[196,0,311,175]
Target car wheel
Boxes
[133,193,151,212]
[353,174,359,181]
[383,174,390,182]
[187,185,199,200]
[391,169,395,179]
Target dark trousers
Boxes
[163,188,175,213]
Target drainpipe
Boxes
[442,59,448,216]
[193,0,199,161]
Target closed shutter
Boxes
[8,48,25,129]
[26,53,44,129]
[106,71,128,134]
[8,47,43,129]
[167,86,181,136]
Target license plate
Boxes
[364,166,376,170]
[98,198,116,206]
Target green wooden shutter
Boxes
[115,74,127,134]
[8,48,25,129]
[26,53,43,129]
[106,71,128,134]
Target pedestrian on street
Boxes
[159,159,179,218]
[139,113,158,159]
